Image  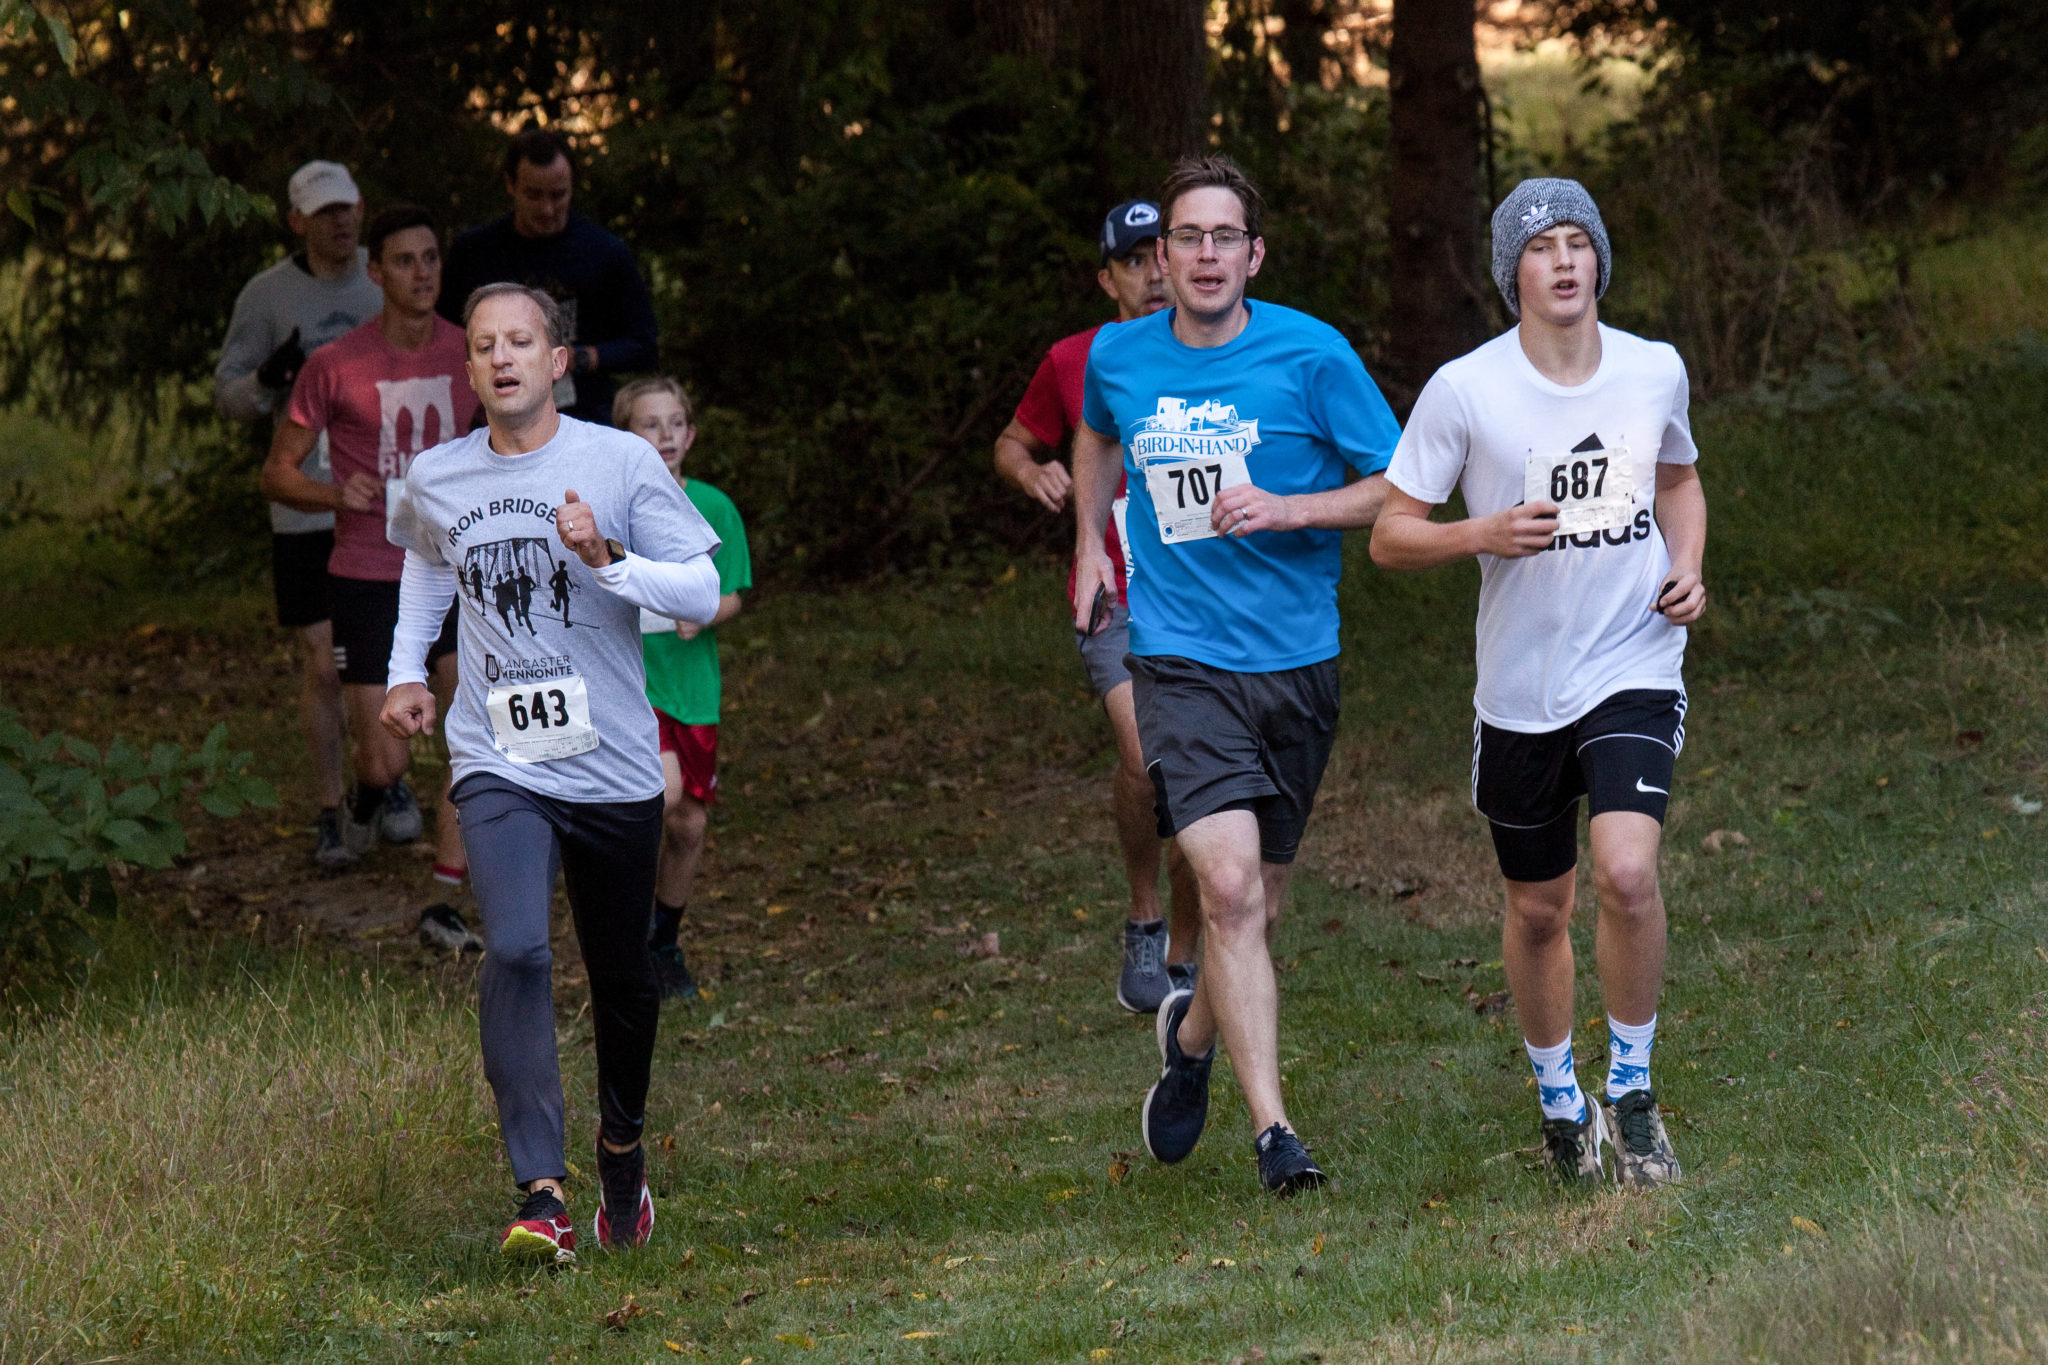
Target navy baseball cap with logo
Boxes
[1101,199,1162,261]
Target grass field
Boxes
[8,327,2048,1361]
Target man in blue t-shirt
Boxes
[1072,154,1400,1195]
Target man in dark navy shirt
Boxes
[437,128,659,424]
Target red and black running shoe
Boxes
[500,1186,575,1262]
[593,1136,654,1250]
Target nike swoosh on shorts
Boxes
[1636,778,1668,795]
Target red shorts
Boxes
[655,709,718,804]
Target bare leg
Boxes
[343,683,411,790]
[1102,682,1163,924]
[655,750,708,910]
[1502,868,1577,1049]
[298,621,345,809]
[1165,841,1200,967]
[1170,809,1294,1136]
[1589,811,1666,1028]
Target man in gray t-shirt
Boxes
[214,159,383,867]
[382,283,719,1262]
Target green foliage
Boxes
[0,703,276,973]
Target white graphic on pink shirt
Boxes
[375,375,456,478]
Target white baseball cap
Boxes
[287,160,361,215]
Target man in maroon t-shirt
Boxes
[993,199,1197,1014]
[262,205,485,952]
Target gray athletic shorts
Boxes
[1075,601,1134,698]
[1129,652,1340,864]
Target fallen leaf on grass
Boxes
[902,1330,944,1339]
[1108,1157,1131,1185]
[1701,829,1749,854]
[1321,917,1345,934]
[1211,1257,1236,1268]
[1472,991,1509,1016]
[604,1297,646,1330]
[1091,1351,1115,1361]
[2013,796,2043,816]
[1312,1233,1325,1256]
[775,1333,817,1348]
[1792,1216,1826,1238]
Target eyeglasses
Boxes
[1165,226,1251,252]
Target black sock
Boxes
[650,899,686,948]
[351,782,387,820]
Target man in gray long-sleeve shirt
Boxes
[214,160,383,868]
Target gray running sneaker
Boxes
[1117,918,1170,1014]
[379,778,424,844]
[312,808,354,869]
[1604,1089,1682,1187]
[1540,1101,1609,1187]
[1167,960,1198,995]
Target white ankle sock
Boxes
[1525,1035,1586,1122]
[1606,1014,1657,1100]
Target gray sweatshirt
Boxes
[213,249,383,533]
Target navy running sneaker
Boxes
[1140,987,1212,1163]
[1116,918,1170,1014]
[652,944,699,1000]
[1254,1123,1327,1195]
[501,1186,575,1263]
[593,1137,654,1250]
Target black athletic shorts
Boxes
[271,530,333,629]
[1472,688,1686,883]
[328,574,458,687]
[1128,652,1340,865]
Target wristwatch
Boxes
[604,537,625,566]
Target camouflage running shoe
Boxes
[1539,1102,1609,1187]
[1604,1089,1682,1188]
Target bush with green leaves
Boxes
[0,705,276,972]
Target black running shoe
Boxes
[418,903,483,954]
[1540,1102,1610,1187]
[312,808,353,870]
[651,943,699,1000]
[593,1137,653,1250]
[1140,987,1212,1163]
[1254,1123,1327,1195]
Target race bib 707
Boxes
[1142,453,1251,544]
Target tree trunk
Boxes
[1096,0,1210,169]
[1386,0,1489,414]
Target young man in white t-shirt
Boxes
[1371,178,1707,1189]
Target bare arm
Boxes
[1210,471,1391,538]
[1650,462,1707,623]
[1369,485,1563,571]
[992,418,1072,514]
[1070,418,1123,632]
[676,590,743,641]
[260,421,377,513]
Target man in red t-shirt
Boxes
[993,199,1197,1014]
[263,205,485,952]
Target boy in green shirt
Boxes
[616,377,752,999]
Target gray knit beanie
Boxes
[1490,178,1611,319]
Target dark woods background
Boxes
[2,0,2044,580]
